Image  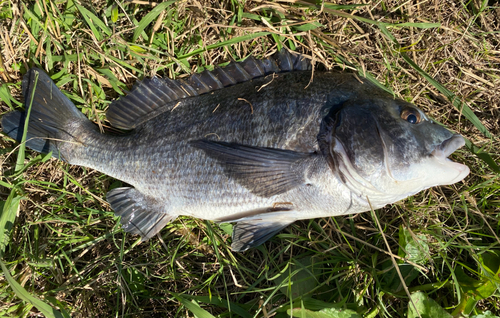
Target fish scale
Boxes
[1,51,469,251]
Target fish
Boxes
[1,51,470,251]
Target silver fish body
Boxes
[1,52,469,251]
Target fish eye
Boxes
[401,108,421,124]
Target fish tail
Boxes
[2,68,94,162]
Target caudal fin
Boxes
[1,68,91,161]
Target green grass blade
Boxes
[0,83,23,108]
[0,260,64,318]
[22,3,44,31]
[178,295,252,318]
[0,191,21,255]
[171,292,216,318]
[111,5,118,24]
[105,54,144,74]
[292,21,323,32]
[46,37,53,70]
[288,306,362,318]
[0,84,13,108]
[177,32,271,60]
[323,3,368,10]
[15,71,38,172]
[464,139,500,173]
[75,4,111,41]
[0,180,13,189]
[386,22,441,28]
[132,0,177,42]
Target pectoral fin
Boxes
[191,140,314,197]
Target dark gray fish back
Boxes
[106,50,312,130]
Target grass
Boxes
[0,0,499,317]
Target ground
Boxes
[0,0,499,317]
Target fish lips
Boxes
[432,134,465,158]
[430,134,470,184]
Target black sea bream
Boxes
[1,51,469,251]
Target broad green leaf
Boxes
[49,53,83,63]
[379,260,419,293]
[241,12,261,20]
[0,260,64,318]
[398,226,429,264]
[123,267,147,294]
[64,0,77,25]
[408,292,452,318]
[171,293,216,318]
[274,256,321,299]
[291,298,341,312]
[453,252,500,316]
[218,223,233,236]
[132,0,177,42]
[289,307,362,318]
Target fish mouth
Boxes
[430,134,470,184]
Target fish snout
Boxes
[431,134,466,159]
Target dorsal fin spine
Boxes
[180,82,197,96]
[142,83,162,101]
[169,79,190,98]
[241,56,265,77]
[215,68,236,86]
[161,78,182,100]
[232,63,252,81]
[190,73,210,93]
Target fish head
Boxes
[327,97,470,206]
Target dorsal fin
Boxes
[106,50,312,130]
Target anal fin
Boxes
[107,187,175,240]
